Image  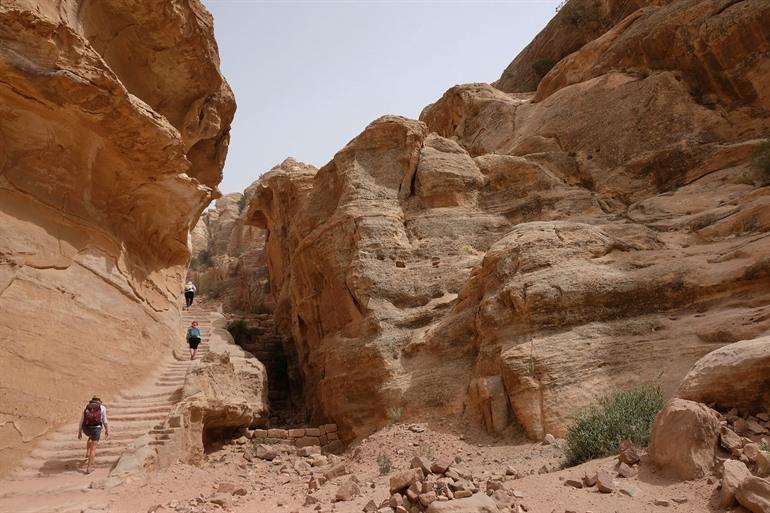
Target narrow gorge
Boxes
[1,0,770,512]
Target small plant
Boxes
[415,443,434,460]
[377,452,392,475]
[385,406,403,424]
[751,140,770,184]
[226,319,251,345]
[237,195,247,212]
[564,383,665,467]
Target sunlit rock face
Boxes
[0,0,234,476]
[247,0,770,443]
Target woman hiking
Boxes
[78,396,108,474]
[187,321,202,360]
[184,281,197,309]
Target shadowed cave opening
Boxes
[228,317,307,428]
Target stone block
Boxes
[289,429,306,438]
[305,428,321,437]
[268,429,288,438]
[296,436,321,448]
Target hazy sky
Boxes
[202,0,561,194]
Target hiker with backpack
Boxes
[183,281,197,309]
[78,396,108,474]
[187,321,202,360]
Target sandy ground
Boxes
[100,421,720,513]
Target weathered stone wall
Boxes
[247,0,770,442]
[0,0,233,476]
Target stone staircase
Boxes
[0,304,216,512]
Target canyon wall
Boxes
[0,0,233,476]
[190,189,273,315]
[248,0,770,441]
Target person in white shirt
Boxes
[78,396,109,474]
[184,281,197,309]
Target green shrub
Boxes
[226,319,251,345]
[377,452,392,475]
[237,195,247,212]
[564,383,664,467]
[751,140,770,184]
[385,406,403,424]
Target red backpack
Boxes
[83,401,102,426]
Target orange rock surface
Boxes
[0,0,233,476]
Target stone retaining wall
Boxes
[250,424,342,454]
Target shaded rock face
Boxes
[496,0,661,93]
[0,0,233,476]
[248,0,770,442]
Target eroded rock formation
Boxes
[0,0,233,476]
[167,321,269,465]
[247,0,770,442]
[190,191,273,314]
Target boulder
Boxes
[389,468,424,494]
[170,337,269,465]
[649,399,720,480]
[678,337,770,409]
[736,476,770,513]
[721,460,752,508]
[335,480,360,502]
[426,493,501,512]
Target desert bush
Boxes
[564,383,664,467]
[751,140,770,184]
[415,443,434,460]
[385,406,403,423]
[377,452,392,475]
[237,194,247,212]
[226,319,251,345]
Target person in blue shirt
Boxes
[186,321,202,360]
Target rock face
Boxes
[678,336,770,409]
[246,0,770,442]
[0,0,233,476]
[649,399,720,480]
[190,191,273,314]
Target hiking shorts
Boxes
[188,337,201,349]
[83,425,102,441]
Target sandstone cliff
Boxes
[247,0,770,442]
[0,0,233,476]
[190,190,273,315]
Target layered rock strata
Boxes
[247,0,770,442]
[0,0,233,476]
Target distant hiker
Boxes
[184,281,197,309]
[78,396,108,474]
[187,321,202,360]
